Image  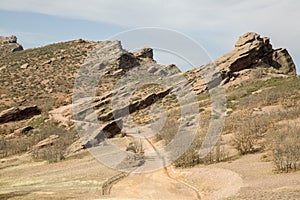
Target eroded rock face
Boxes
[0,35,23,57]
[0,105,41,124]
[187,32,297,92]
[72,33,297,148]
[218,32,296,76]
[271,48,296,74]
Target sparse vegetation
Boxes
[269,123,300,172]
[230,110,267,155]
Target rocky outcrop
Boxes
[0,105,41,124]
[133,47,153,60]
[97,88,172,122]
[216,32,296,78]
[271,48,296,74]
[187,32,297,92]
[72,33,296,148]
[0,35,23,57]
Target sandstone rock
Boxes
[187,32,297,91]
[117,53,140,70]
[0,35,17,44]
[97,88,171,121]
[133,47,153,59]
[271,48,296,74]
[235,32,260,47]
[0,105,41,124]
[102,119,123,138]
[216,32,274,75]
[14,126,34,135]
[34,135,59,149]
[20,63,29,69]
[42,59,52,65]
[0,35,23,57]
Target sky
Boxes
[0,0,299,73]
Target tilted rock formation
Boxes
[216,32,296,78]
[0,105,41,124]
[186,32,297,93]
[72,41,188,147]
[0,35,23,57]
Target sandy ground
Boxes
[109,168,201,200]
[1,151,300,200]
[107,153,300,200]
[0,152,118,200]
[2,104,297,200]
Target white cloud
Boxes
[0,0,299,72]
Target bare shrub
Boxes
[0,136,34,158]
[31,122,77,163]
[232,110,267,155]
[270,123,300,172]
[201,138,230,164]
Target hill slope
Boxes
[0,32,299,199]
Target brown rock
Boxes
[133,47,153,59]
[34,135,59,149]
[0,35,23,57]
[20,63,29,69]
[102,119,123,138]
[186,32,297,93]
[117,53,140,70]
[97,88,172,121]
[271,48,296,75]
[216,32,274,75]
[0,35,17,44]
[14,126,34,135]
[0,105,41,124]
[235,32,260,47]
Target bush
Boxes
[232,110,267,155]
[270,123,300,172]
[31,122,77,163]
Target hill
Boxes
[0,32,299,199]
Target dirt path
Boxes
[49,104,73,123]
[109,168,201,200]
[46,103,246,200]
[106,137,243,200]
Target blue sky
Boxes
[0,0,299,73]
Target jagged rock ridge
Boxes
[186,32,297,94]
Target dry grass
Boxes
[0,40,98,112]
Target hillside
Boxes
[0,33,300,199]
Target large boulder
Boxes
[0,35,23,57]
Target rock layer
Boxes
[187,32,297,93]
[0,105,41,124]
[217,32,296,78]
